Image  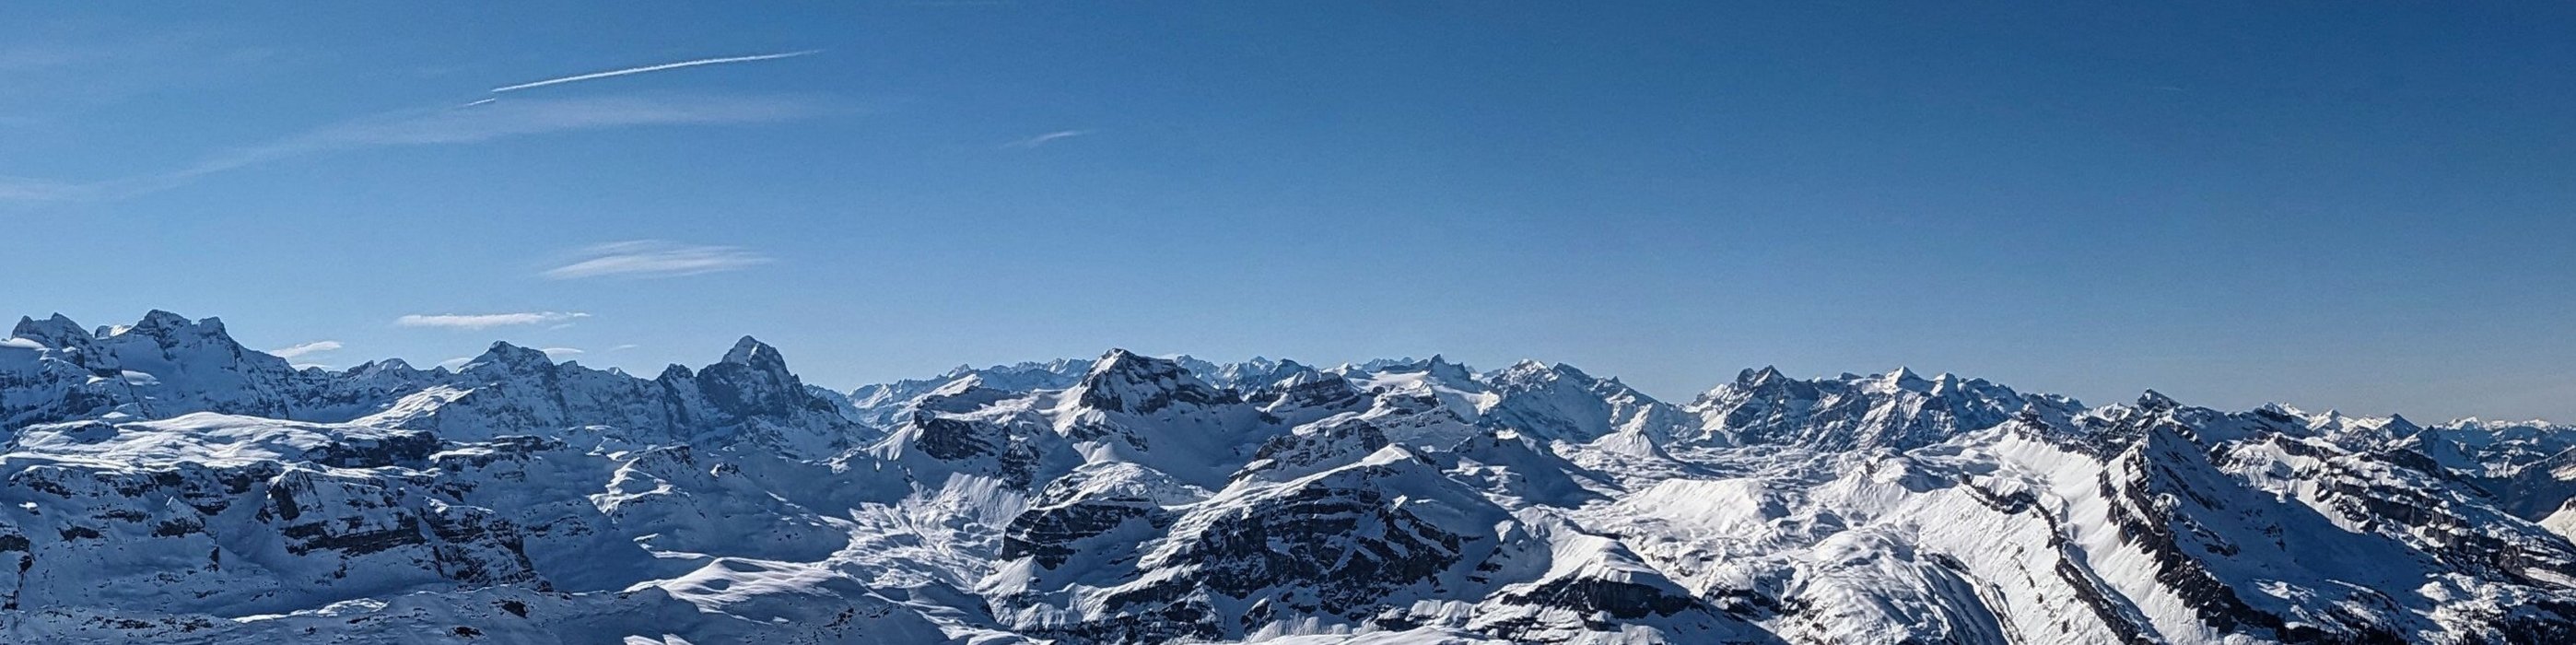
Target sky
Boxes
[3,3,2572,422]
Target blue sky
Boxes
[5,3,2572,421]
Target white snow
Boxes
[3,311,2572,644]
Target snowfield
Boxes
[6,311,2576,643]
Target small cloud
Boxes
[268,340,344,359]
[543,240,771,279]
[435,356,474,370]
[396,311,590,330]
[540,347,584,358]
[1002,129,1093,149]
[608,344,640,352]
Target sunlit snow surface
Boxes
[6,312,2576,643]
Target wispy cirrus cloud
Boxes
[267,340,344,359]
[539,347,585,358]
[1002,129,1093,149]
[0,176,90,202]
[0,43,88,74]
[5,94,829,203]
[542,240,773,279]
[395,311,591,330]
[184,95,825,179]
[2,30,280,110]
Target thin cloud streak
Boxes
[1003,129,1093,149]
[491,50,822,93]
[267,340,344,359]
[543,240,773,279]
[395,311,590,330]
[0,176,92,202]
[184,95,824,178]
[3,94,826,204]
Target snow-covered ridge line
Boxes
[8,310,2576,644]
[9,311,2560,437]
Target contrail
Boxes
[490,50,821,94]
[1003,130,1094,149]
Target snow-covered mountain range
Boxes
[6,311,2576,643]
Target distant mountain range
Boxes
[6,311,2576,643]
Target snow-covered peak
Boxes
[122,309,219,338]
[1066,348,1231,416]
[98,311,268,362]
[843,356,1096,426]
[344,358,417,376]
[1341,354,1481,387]
[1496,358,1553,376]
[1176,355,1317,391]
[0,311,334,426]
[2399,416,2576,479]
[2134,388,2181,411]
[1350,356,1423,372]
[2063,389,2332,448]
[691,336,814,406]
[1480,359,1689,443]
[1688,367,2080,451]
[1733,365,1787,388]
[9,313,89,349]
[1423,354,1478,383]
[2437,416,2573,433]
[2252,403,2424,443]
[720,335,779,367]
[455,341,559,375]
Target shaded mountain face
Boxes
[7,311,2576,644]
[4,311,313,427]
